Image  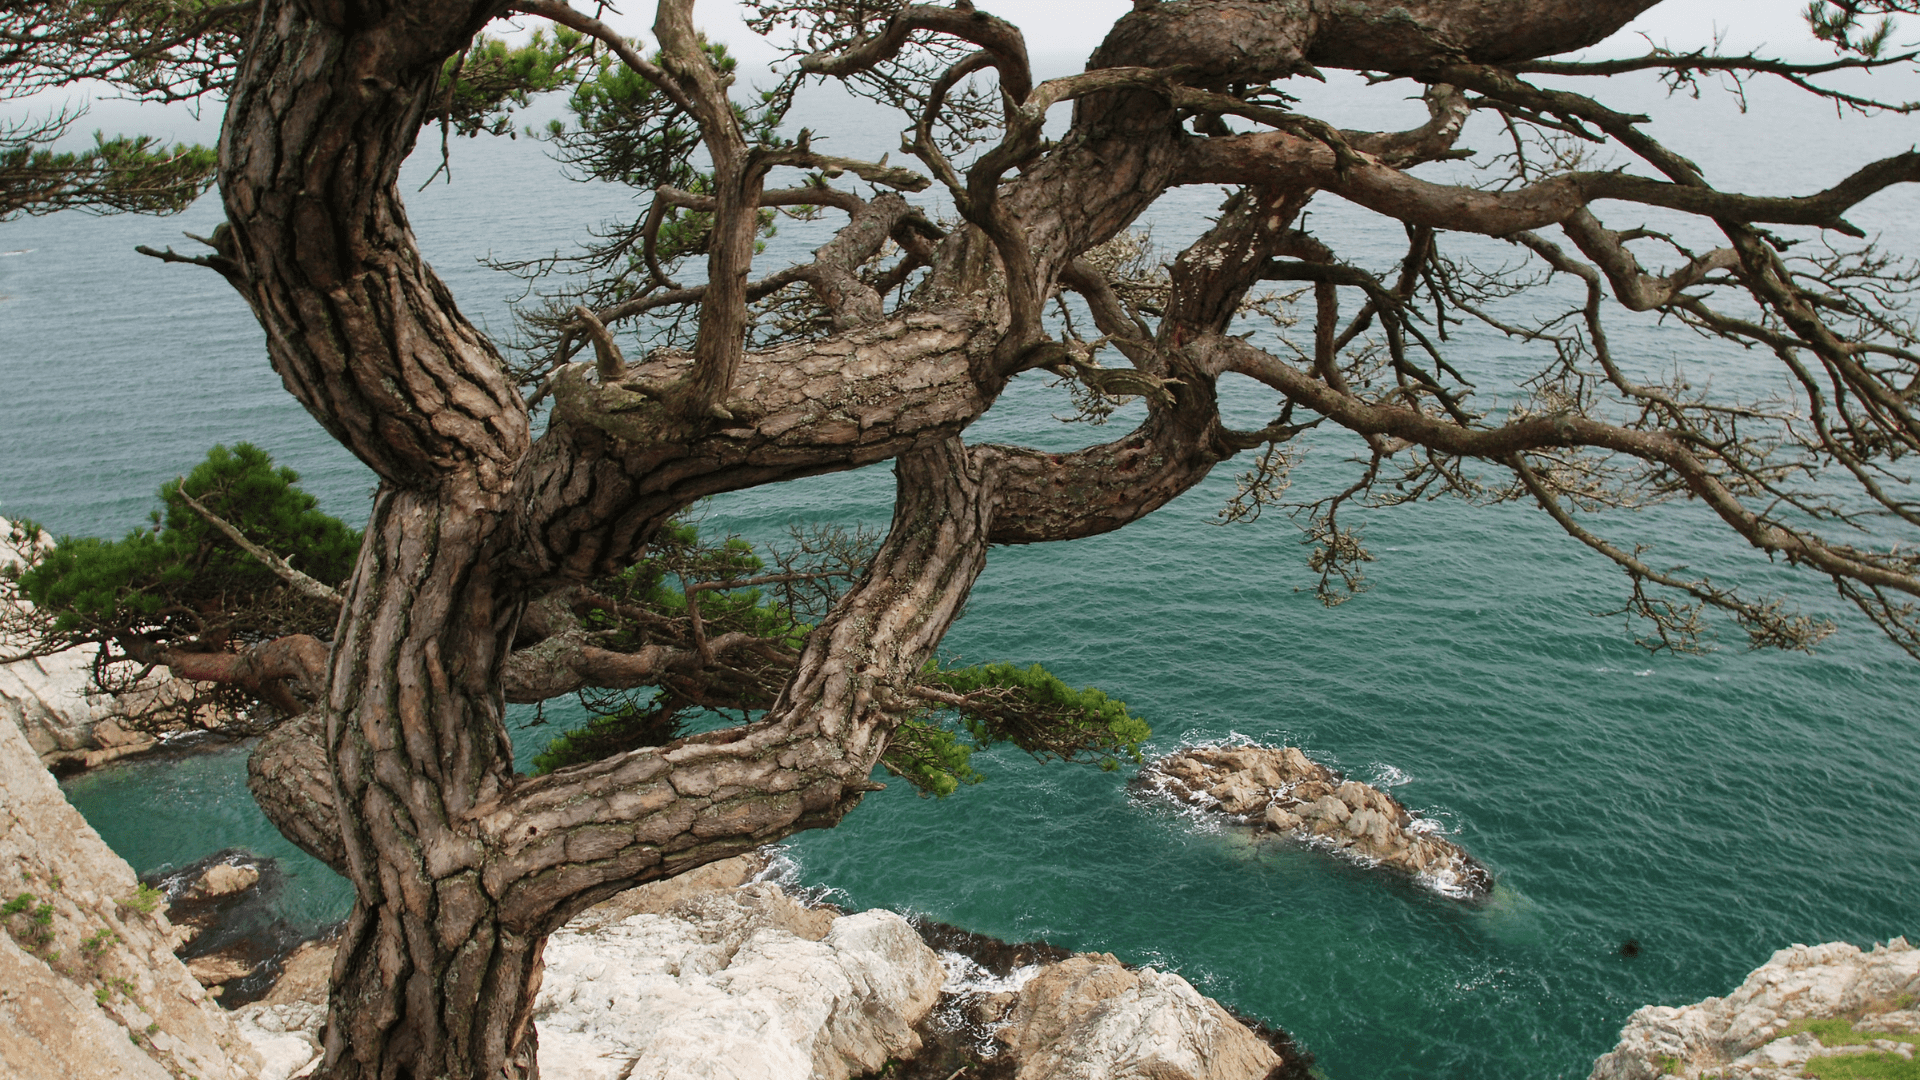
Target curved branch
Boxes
[1200,332,1920,597]
[798,4,1033,105]
[1179,131,1920,239]
[478,436,995,930]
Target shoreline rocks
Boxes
[903,917,1313,1080]
[2,518,230,773]
[1138,744,1492,899]
[230,851,1314,1080]
[143,850,311,1006]
[0,688,259,1080]
[1589,937,1920,1080]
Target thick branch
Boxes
[1178,133,1920,239]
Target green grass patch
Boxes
[1780,1017,1920,1049]
[1800,1051,1920,1079]
[1774,1017,1920,1079]
[117,884,163,915]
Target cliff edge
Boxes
[0,697,260,1080]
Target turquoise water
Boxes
[5,69,1919,1079]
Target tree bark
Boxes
[199,1,1702,1076]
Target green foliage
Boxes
[1805,2,1900,59]
[882,661,1152,798]
[1767,1017,1920,1079]
[117,883,163,915]
[81,927,118,956]
[519,38,793,312]
[579,519,802,652]
[1801,1051,1920,1079]
[881,718,982,798]
[16,443,359,642]
[1779,1017,1920,1048]
[560,52,706,191]
[431,29,597,139]
[0,130,216,220]
[531,697,687,776]
[2,891,56,950]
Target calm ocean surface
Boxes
[4,67,1918,1080]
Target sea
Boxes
[2,57,1917,1080]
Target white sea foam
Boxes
[937,950,1043,997]
[750,843,849,908]
[1368,762,1413,789]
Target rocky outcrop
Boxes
[991,954,1290,1080]
[1,519,215,771]
[536,874,946,1080]
[0,694,260,1080]
[237,851,1311,1080]
[1590,938,1920,1080]
[232,853,947,1080]
[1139,745,1492,898]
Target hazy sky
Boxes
[8,1,1879,148]
[588,0,1844,66]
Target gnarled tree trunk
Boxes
[199,0,1818,1076]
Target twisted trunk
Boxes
[200,1,1678,1076]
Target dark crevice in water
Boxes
[858,916,1316,1080]
[144,847,337,1007]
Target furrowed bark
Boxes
[199,2,1801,1078]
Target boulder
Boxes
[537,882,945,1080]
[188,864,260,899]
[1137,744,1493,899]
[997,953,1284,1080]
[1589,937,1920,1080]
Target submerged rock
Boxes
[1139,745,1492,899]
[1589,937,1920,1080]
[142,849,308,1006]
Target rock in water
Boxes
[1589,937,1920,1080]
[188,863,260,899]
[1138,745,1493,899]
[997,953,1288,1080]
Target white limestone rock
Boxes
[997,952,1283,1080]
[1589,937,1920,1080]
[535,881,946,1080]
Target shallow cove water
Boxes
[3,65,1918,1080]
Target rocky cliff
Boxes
[0,695,260,1080]
[1590,938,1920,1079]
[1,518,207,771]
